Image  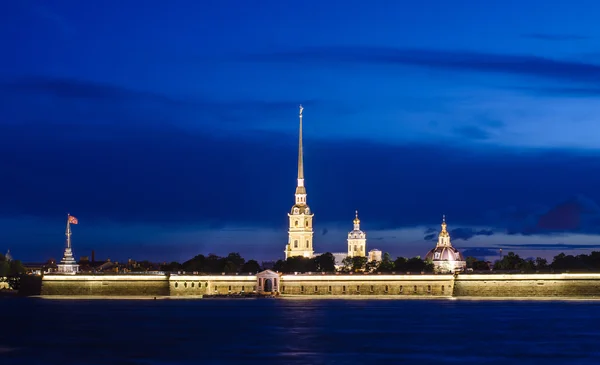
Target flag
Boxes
[68,215,78,224]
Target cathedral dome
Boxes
[425,246,464,262]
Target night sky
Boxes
[3,0,600,263]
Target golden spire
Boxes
[295,105,306,198]
[297,104,304,180]
[439,214,449,237]
[353,210,360,225]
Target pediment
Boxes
[256,269,281,279]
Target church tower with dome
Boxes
[425,215,466,273]
[347,210,366,258]
[285,105,314,259]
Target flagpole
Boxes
[66,213,71,249]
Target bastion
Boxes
[453,273,600,298]
[41,274,170,296]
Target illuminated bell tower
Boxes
[347,210,366,258]
[285,105,314,259]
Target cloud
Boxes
[460,248,500,258]
[424,228,494,242]
[521,33,590,41]
[454,126,491,140]
[5,76,600,240]
[515,86,600,98]
[243,46,600,84]
[493,243,600,250]
[497,195,600,236]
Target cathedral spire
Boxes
[298,104,304,181]
[295,105,307,202]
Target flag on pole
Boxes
[68,215,78,224]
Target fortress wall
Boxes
[280,274,455,296]
[454,274,600,298]
[169,275,257,296]
[41,275,169,296]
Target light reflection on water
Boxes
[1,298,600,365]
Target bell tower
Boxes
[285,105,314,259]
[347,210,366,258]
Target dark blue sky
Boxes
[3,0,600,262]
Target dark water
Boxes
[1,298,600,365]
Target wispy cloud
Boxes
[521,33,590,41]
[243,46,600,84]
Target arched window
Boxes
[294,240,298,248]
[295,220,298,227]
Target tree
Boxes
[313,253,336,272]
[241,260,261,273]
[351,256,368,272]
[394,257,408,272]
[182,254,206,272]
[465,256,478,269]
[160,261,182,272]
[341,256,354,272]
[5,260,25,290]
[377,253,394,272]
[365,260,379,273]
[535,257,549,271]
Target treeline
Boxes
[158,253,261,274]
[0,253,26,290]
[489,251,600,273]
[156,252,434,274]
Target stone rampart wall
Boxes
[453,274,600,298]
[41,275,169,296]
[169,275,257,296]
[280,274,455,296]
[35,273,600,299]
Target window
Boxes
[282,286,285,292]
[342,285,346,292]
[413,285,417,293]
[441,285,445,293]
[253,286,256,291]
[242,286,245,292]
[214,286,218,291]
[301,285,304,292]
[175,282,178,288]
[306,240,309,248]
[295,220,298,227]
[370,285,374,292]
[385,285,389,293]
[191,282,194,288]
[314,286,318,292]
[294,240,298,248]
[356,285,360,292]
[427,285,431,293]
[434,252,441,260]
[354,245,357,251]
[400,285,403,293]
[360,245,363,251]
[228,285,232,291]
[184,282,187,288]
[328,286,332,292]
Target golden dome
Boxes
[353,210,360,225]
